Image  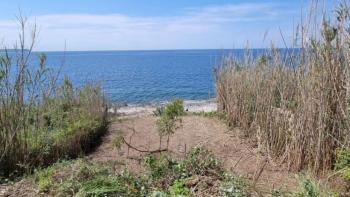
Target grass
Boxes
[215,1,350,174]
[21,146,251,197]
[190,111,228,122]
[0,16,108,180]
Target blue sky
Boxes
[0,0,333,51]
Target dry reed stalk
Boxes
[215,1,350,173]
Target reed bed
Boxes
[0,15,108,179]
[215,1,350,173]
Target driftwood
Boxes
[122,137,168,154]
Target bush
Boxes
[335,148,350,182]
[144,154,176,180]
[0,16,108,179]
[156,99,184,148]
[220,173,250,197]
[55,160,144,197]
[176,146,222,178]
[294,175,338,197]
[169,179,190,197]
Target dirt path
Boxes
[90,115,296,194]
[1,114,296,196]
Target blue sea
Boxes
[37,49,228,104]
[29,49,285,104]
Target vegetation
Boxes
[0,15,108,180]
[155,99,184,149]
[335,148,350,187]
[215,1,350,175]
[21,146,251,197]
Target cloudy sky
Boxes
[0,0,332,51]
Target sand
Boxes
[110,99,217,117]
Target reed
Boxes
[215,1,350,173]
[0,15,108,179]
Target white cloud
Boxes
[0,3,291,51]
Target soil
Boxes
[1,114,297,196]
[90,115,296,194]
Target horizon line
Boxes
[32,47,299,53]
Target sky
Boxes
[0,0,333,51]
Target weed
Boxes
[144,154,176,180]
[191,111,227,120]
[294,175,338,197]
[169,179,190,197]
[335,148,350,183]
[177,146,222,178]
[151,190,168,197]
[220,173,250,197]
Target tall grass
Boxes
[215,1,350,173]
[0,15,108,178]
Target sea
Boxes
[24,49,288,105]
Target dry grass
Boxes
[215,1,350,173]
[0,15,108,179]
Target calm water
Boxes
[28,49,283,104]
[35,49,230,104]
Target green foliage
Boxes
[271,186,292,197]
[335,148,350,182]
[154,99,184,118]
[145,154,176,180]
[156,99,184,148]
[151,190,168,197]
[220,173,250,197]
[192,111,227,119]
[153,106,166,117]
[164,99,184,118]
[112,134,124,150]
[0,75,107,179]
[26,147,254,196]
[294,175,338,197]
[169,179,190,197]
[176,146,222,178]
[33,160,71,192]
[0,28,108,179]
[156,115,179,137]
[55,160,144,197]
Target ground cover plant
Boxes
[17,146,252,197]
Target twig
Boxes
[253,159,268,187]
[122,137,167,154]
[231,155,244,171]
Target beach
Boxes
[110,99,217,117]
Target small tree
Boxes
[156,99,184,149]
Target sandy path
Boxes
[1,115,296,196]
[90,115,296,194]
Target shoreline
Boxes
[109,99,217,117]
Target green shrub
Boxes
[33,160,71,192]
[294,175,338,197]
[164,99,184,118]
[169,179,190,197]
[56,160,144,197]
[153,106,166,117]
[176,146,222,178]
[144,154,176,180]
[220,173,250,197]
[335,148,350,182]
[156,99,184,148]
